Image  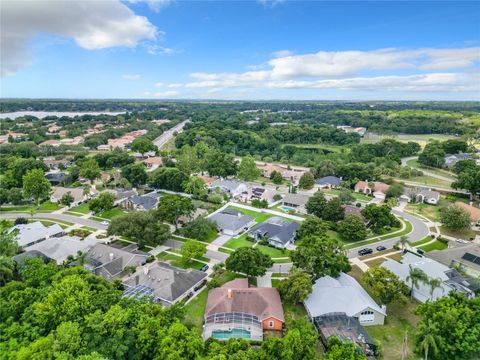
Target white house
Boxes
[382,252,476,303]
[209,179,248,197]
[25,236,97,265]
[8,221,64,248]
[401,188,440,205]
[304,272,386,326]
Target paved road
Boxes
[346,209,430,258]
[153,119,190,149]
[0,212,108,230]
[401,156,455,183]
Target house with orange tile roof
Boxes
[455,202,480,226]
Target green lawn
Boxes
[406,159,456,181]
[397,175,452,189]
[410,235,434,246]
[229,206,274,224]
[224,234,255,249]
[0,200,62,213]
[92,207,126,220]
[321,188,372,202]
[157,252,205,270]
[419,240,448,252]
[255,244,289,258]
[69,202,90,214]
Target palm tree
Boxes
[0,256,14,285]
[406,265,428,300]
[417,320,439,360]
[397,235,409,251]
[428,277,443,301]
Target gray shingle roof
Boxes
[315,176,342,186]
[209,209,254,232]
[8,221,64,247]
[248,217,299,246]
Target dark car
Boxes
[417,249,425,255]
[376,245,387,251]
[200,265,209,272]
[358,248,373,256]
[194,280,207,291]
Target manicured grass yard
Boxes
[69,202,90,214]
[440,226,480,241]
[419,240,448,252]
[157,251,205,270]
[229,206,274,224]
[223,234,290,259]
[224,234,254,249]
[255,244,289,258]
[410,235,435,246]
[0,201,62,213]
[92,207,126,220]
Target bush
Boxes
[207,278,221,289]
[14,217,28,225]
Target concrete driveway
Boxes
[211,234,232,247]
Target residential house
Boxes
[256,162,308,186]
[304,272,386,326]
[43,158,71,170]
[203,278,285,341]
[45,172,67,185]
[84,243,149,280]
[336,125,367,137]
[47,124,62,133]
[8,221,64,248]
[60,136,84,146]
[208,208,255,236]
[354,181,389,199]
[50,186,98,207]
[121,192,161,211]
[343,205,367,222]
[454,202,480,226]
[401,188,441,205]
[198,175,218,187]
[122,262,208,306]
[248,217,299,248]
[209,179,248,197]
[40,139,62,147]
[249,187,276,204]
[25,236,97,265]
[382,252,476,303]
[143,156,163,170]
[444,153,472,167]
[281,193,310,213]
[315,176,342,189]
[105,188,138,205]
[427,243,480,277]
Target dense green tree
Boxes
[386,183,405,199]
[79,158,101,184]
[296,216,329,241]
[292,235,350,280]
[361,204,400,231]
[322,198,345,221]
[298,172,315,189]
[180,240,207,263]
[60,192,75,207]
[338,190,354,204]
[305,191,327,218]
[414,293,480,360]
[121,163,148,187]
[362,267,409,304]
[452,160,478,174]
[11,158,48,187]
[156,194,195,230]
[337,215,367,242]
[22,168,51,206]
[270,170,283,184]
[179,217,218,241]
[278,270,312,304]
[324,337,366,360]
[131,137,157,155]
[452,168,480,197]
[204,149,237,177]
[108,211,170,247]
[237,156,261,181]
[182,176,208,198]
[419,142,445,168]
[440,204,472,231]
[441,139,469,154]
[225,247,273,279]
[148,167,189,192]
[88,192,115,214]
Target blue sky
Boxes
[1,0,479,100]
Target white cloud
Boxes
[272,50,293,58]
[166,83,183,88]
[123,74,141,80]
[153,82,164,87]
[181,47,479,96]
[258,0,285,8]
[1,0,158,76]
[126,0,172,12]
[145,44,177,55]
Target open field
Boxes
[393,175,452,189]
[362,133,458,148]
[406,159,456,181]
[283,143,347,154]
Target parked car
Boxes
[101,221,109,225]
[358,248,373,256]
[200,264,209,272]
[186,292,194,299]
[376,245,387,251]
[194,280,207,291]
[417,249,425,255]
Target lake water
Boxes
[0,111,125,119]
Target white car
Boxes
[101,221,109,226]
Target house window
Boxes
[268,320,274,328]
[361,310,374,315]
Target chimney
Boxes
[227,288,232,299]
[143,266,149,275]
[109,253,114,261]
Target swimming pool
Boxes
[212,328,251,340]
[279,205,294,212]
